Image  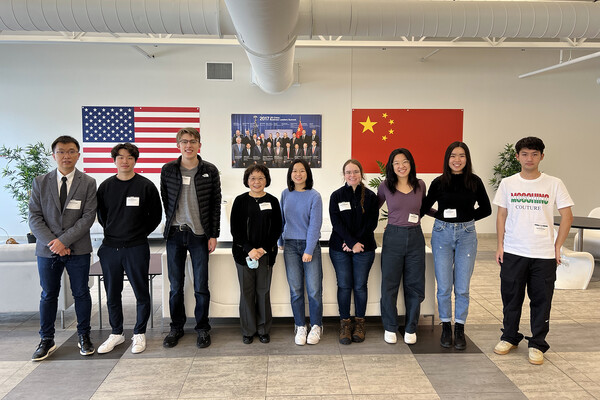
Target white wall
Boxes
[1,43,599,237]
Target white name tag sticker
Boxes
[66,200,81,210]
[408,213,419,223]
[126,196,140,207]
[534,223,549,236]
[338,202,351,211]
[443,209,457,218]
[182,176,191,185]
[259,202,272,211]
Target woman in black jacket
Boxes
[230,165,282,344]
[329,159,379,344]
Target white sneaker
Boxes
[131,334,146,354]
[384,330,397,344]
[404,332,417,345]
[295,325,307,346]
[97,334,125,354]
[307,325,322,345]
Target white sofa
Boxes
[161,245,435,321]
[0,243,74,327]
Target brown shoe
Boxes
[352,317,366,343]
[339,319,352,345]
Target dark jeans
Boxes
[235,257,273,336]
[166,230,211,332]
[500,252,556,353]
[329,249,375,319]
[380,225,425,334]
[98,243,151,335]
[37,254,91,338]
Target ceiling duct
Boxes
[1,0,599,93]
[224,0,300,94]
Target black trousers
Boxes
[500,252,556,352]
[235,257,273,337]
[98,243,151,335]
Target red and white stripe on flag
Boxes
[82,106,199,174]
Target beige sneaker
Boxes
[494,340,517,355]
[404,332,417,345]
[131,334,146,354]
[97,333,125,354]
[528,348,544,365]
[294,325,307,346]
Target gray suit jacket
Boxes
[29,169,97,257]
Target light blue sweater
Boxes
[279,189,323,255]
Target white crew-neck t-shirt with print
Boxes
[493,173,574,259]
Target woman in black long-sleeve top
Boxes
[329,159,379,345]
[420,141,491,350]
[231,165,282,344]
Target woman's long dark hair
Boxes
[440,141,477,192]
[385,148,420,194]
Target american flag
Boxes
[82,106,200,173]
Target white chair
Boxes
[573,207,600,260]
[554,230,594,290]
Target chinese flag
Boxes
[296,120,303,138]
[352,109,463,173]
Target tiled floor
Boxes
[1,235,599,400]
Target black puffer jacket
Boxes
[160,155,221,239]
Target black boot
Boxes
[440,322,452,348]
[454,323,466,350]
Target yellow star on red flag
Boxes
[388,129,394,134]
[382,113,388,118]
[382,135,388,141]
[359,116,377,133]
[389,119,394,125]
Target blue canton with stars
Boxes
[82,107,135,142]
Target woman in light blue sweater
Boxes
[280,159,323,345]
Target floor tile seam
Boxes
[172,355,195,400]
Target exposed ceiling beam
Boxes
[1,34,600,49]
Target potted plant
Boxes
[0,142,53,242]
[489,143,522,191]
[368,160,388,221]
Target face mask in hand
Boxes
[246,256,259,269]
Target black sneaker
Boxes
[440,322,452,348]
[197,331,211,348]
[454,323,466,350]
[32,338,56,361]
[163,329,184,348]
[78,333,95,356]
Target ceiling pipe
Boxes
[224,0,300,94]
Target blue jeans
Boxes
[431,219,478,324]
[283,240,323,327]
[38,254,92,338]
[380,225,425,334]
[98,243,151,334]
[329,249,375,319]
[166,230,211,332]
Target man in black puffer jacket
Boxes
[160,127,221,349]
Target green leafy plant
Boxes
[1,142,53,223]
[368,160,388,221]
[489,143,521,191]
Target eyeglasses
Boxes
[392,160,411,167]
[179,140,199,145]
[55,150,79,156]
[249,177,266,182]
[344,171,361,175]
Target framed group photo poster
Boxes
[231,114,322,169]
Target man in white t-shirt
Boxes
[493,137,573,365]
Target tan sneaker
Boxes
[494,340,517,355]
[528,348,544,365]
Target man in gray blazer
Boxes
[29,135,97,361]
